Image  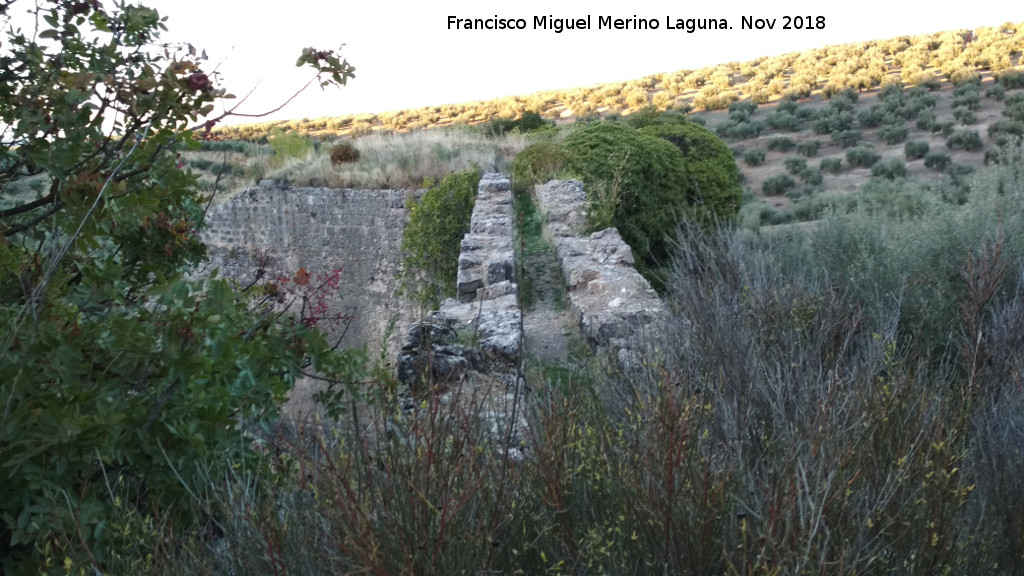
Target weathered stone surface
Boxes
[534,179,668,363]
[200,184,419,366]
[395,174,526,456]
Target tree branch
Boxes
[0,192,57,219]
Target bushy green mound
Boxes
[511,140,567,194]
[638,121,742,226]
[561,120,740,282]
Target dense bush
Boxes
[954,107,978,125]
[871,157,908,179]
[795,139,821,157]
[765,111,801,131]
[947,129,984,151]
[716,119,765,140]
[1004,102,1024,123]
[997,68,1024,89]
[511,140,568,193]
[905,139,930,160]
[798,167,824,186]
[846,146,882,167]
[269,128,314,165]
[813,110,856,135]
[987,83,1007,100]
[762,173,798,196]
[402,169,481,307]
[924,151,953,171]
[831,129,863,148]
[329,140,361,164]
[783,157,808,175]
[638,121,744,227]
[989,119,1024,140]
[742,148,766,166]
[857,105,890,128]
[765,136,796,152]
[877,123,910,144]
[563,121,741,279]
[953,92,981,111]
[820,157,843,173]
[916,109,938,131]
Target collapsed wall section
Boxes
[200,180,418,360]
[533,179,666,359]
[396,173,525,456]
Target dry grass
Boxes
[194,127,530,205]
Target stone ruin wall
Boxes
[533,179,667,365]
[200,180,420,362]
[199,175,667,397]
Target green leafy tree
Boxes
[0,1,359,571]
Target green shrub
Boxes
[916,109,937,131]
[328,140,361,165]
[738,201,793,228]
[988,119,1024,140]
[911,73,942,90]
[743,148,766,166]
[511,140,568,193]
[946,162,976,178]
[762,173,797,196]
[846,146,881,168]
[795,139,821,157]
[727,99,759,118]
[269,128,314,165]
[953,93,981,111]
[948,67,980,86]
[1004,102,1024,123]
[924,151,952,171]
[402,169,481,308]
[813,110,856,135]
[986,84,1007,101]
[997,68,1024,89]
[831,130,862,148]
[877,123,909,144]
[564,121,741,278]
[799,167,824,186]
[716,119,764,140]
[871,157,907,179]
[947,129,984,151]
[638,121,744,227]
[954,107,978,125]
[766,136,795,152]
[783,157,808,175]
[827,88,859,111]
[765,111,801,131]
[820,157,843,173]
[905,139,930,160]
[857,105,889,128]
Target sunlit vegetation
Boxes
[212,22,1024,140]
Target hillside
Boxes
[213,22,1023,139]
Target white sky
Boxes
[17,1,1024,124]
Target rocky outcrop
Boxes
[533,179,667,362]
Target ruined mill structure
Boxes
[201,174,665,413]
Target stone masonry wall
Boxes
[534,179,666,360]
[200,180,418,361]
